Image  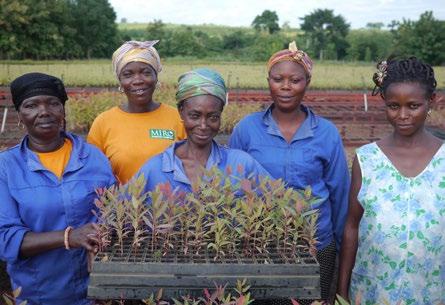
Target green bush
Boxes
[66,92,122,134]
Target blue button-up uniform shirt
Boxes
[0,132,115,305]
[229,105,350,251]
[136,140,270,194]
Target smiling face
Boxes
[19,95,65,141]
[118,61,157,106]
[384,81,432,136]
[268,61,309,113]
[179,95,223,148]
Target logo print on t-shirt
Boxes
[149,129,175,140]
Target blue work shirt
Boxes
[229,105,350,251]
[136,140,270,194]
[0,132,115,305]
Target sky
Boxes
[109,0,444,29]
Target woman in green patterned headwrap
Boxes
[135,68,269,193]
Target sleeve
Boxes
[248,157,271,179]
[176,120,187,140]
[323,129,351,251]
[102,155,117,188]
[0,163,30,263]
[228,123,245,150]
[134,161,153,195]
[87,115,105,152]
[230,149,271,182]
[87,142,116,187]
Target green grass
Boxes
[1,59,444,90]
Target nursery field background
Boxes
[1,59,445,157]
[1,1,445,301]
[1,60,445,89]
[0,59,444,295]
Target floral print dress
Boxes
[350,142,445,305]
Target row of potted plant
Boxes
[93,167,319,262]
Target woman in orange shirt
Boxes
[88,41,186,183]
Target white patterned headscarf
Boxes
[112,40,162,80]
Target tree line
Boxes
[0,0,118,59]
[1,0,444,65]
[142,10,444,65]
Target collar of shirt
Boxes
[19,132,89,175]
[262,104,318,142]
[161,139,223,185]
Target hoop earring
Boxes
[118,85,124,93]
[17,119,25,130]
[427,109,432,116]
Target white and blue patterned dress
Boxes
[350,142,445,305]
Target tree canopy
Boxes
[346,29,393,61]
[0,0,118,59]
[251,10,280,34]
[300,9,350,60]
[0,4,443,65]
[392,11,445,65]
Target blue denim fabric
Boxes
[229,105,350,251]
[136,140,270,194]
[0,132,115,305]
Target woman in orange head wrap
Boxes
[230,42,350,304]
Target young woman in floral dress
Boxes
[337,57,444,304]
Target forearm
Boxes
[19,223,100,258]
[336,224,359,297]
[19,231,65,258]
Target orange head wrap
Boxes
[267,41,313,79]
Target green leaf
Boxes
[417,231,425,239]
[334,294,350,305]
[2,296,14,305]
[13,287,22,298]
[416,209,426,216]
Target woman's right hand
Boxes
[68,223,100,253]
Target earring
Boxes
[118,85,124,93]
[428,109,432,116]
[155,82,161,90]
[17,119,25,130]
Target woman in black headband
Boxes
[0,72,115,305]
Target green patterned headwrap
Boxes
[176,68,227,106]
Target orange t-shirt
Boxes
[35,138,72,179]
[87,104,186,184]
